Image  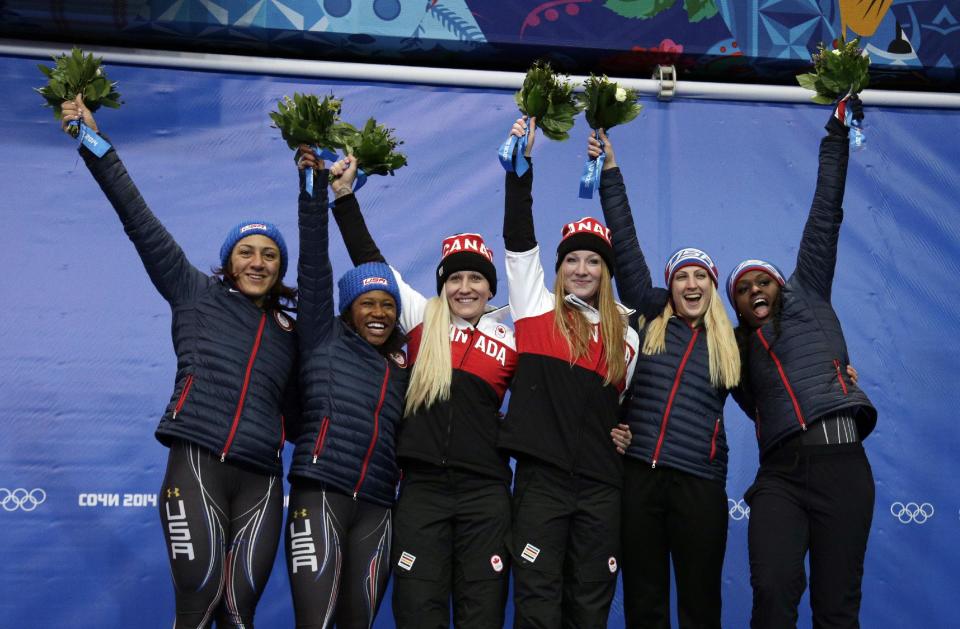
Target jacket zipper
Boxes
[278,414,286,458]
[312,416,330,463]
[172,375,194,419]
[652,328,699,468]
[221,313,268,462]
[833,359,849,395]
[443,328,476,465]
[755,329,806,431]
[353,361,391,499]
[709,418,720,462]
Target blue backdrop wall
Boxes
[1,52,959,627]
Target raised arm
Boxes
[295,158,335,351]
[307,149,428,332]
[591,129,665,321]
[62,96,206,305]
[299,147,387,266]
[503,117,537,253]
[502,117,555,321]
[793,97,860,300]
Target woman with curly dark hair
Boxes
[60,95,298,628]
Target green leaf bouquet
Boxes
[514,60,582,141]
[796,36,870,105]
[270,93,355,153]
[36,48,122,137]
[577,74,642,131]
[344,118,407,177]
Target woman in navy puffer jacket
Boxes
[61,96,298,628]
[591,129,741,629]
[284,150,409,629]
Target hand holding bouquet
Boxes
[577,74,642,132]
[515,60,581,142]
[37,47,122,138]
[797,36,870,148]
[500,60,581,175]
[271,93,355,195]
[796,36,870,105]
[576,75,641,198]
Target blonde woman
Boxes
[590,129,740,629]
[307,150,518,628]
[498,117,640,628]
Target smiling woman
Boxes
[58,96,298,627]
[315,147,518,626]
[497,116,640,626]
[283,151,409,629]
[728,95,878,628]
[592,127,741,628]
[226,236,282,304]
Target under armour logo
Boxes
[166,487,180,498]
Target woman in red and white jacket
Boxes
[317,153,519,627]
[497,117,640,628]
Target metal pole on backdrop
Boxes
[3,38,960,109]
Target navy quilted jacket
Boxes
[81,145,298,475]
[600,168,729,483]
[732,132,877,457]
[289,172,408,507]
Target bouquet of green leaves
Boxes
[796,36,870,104]
[577,74,642,131]
[270,93,355,153]
[514,60,581,142]
[36,48,122,137]
[343,118,407,177]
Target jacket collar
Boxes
[562,293,635,322]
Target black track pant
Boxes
[621,459,728,629]
[391,464,511,628]
[746,442,874,629]
[509,459,620,629]
[285,481,392,629]
[159,440,283,629]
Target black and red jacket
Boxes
[496,166,640,488]
[289,175,408,507]
[331,195,518,482]
[599,167,729,483]
[732,129,877,458]
[80,144,298,475]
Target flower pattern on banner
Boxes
[0,0,957,86]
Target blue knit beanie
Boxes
[220,221,289,279]
[337,262,402,316]
[726,259,786,306]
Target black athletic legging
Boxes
[285,480,393,629]
[158,439,284,628]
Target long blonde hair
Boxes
[551,261,627,386]
[404,296,453,416]
[641,282,740,389]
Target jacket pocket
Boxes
[709,417,721,462]
[833,359,849,395]
[311,416,330,463]
[171,375,194,419]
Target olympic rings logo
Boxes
[1,488,47,512]
[728,498,750,520]
[889,502,934,524]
